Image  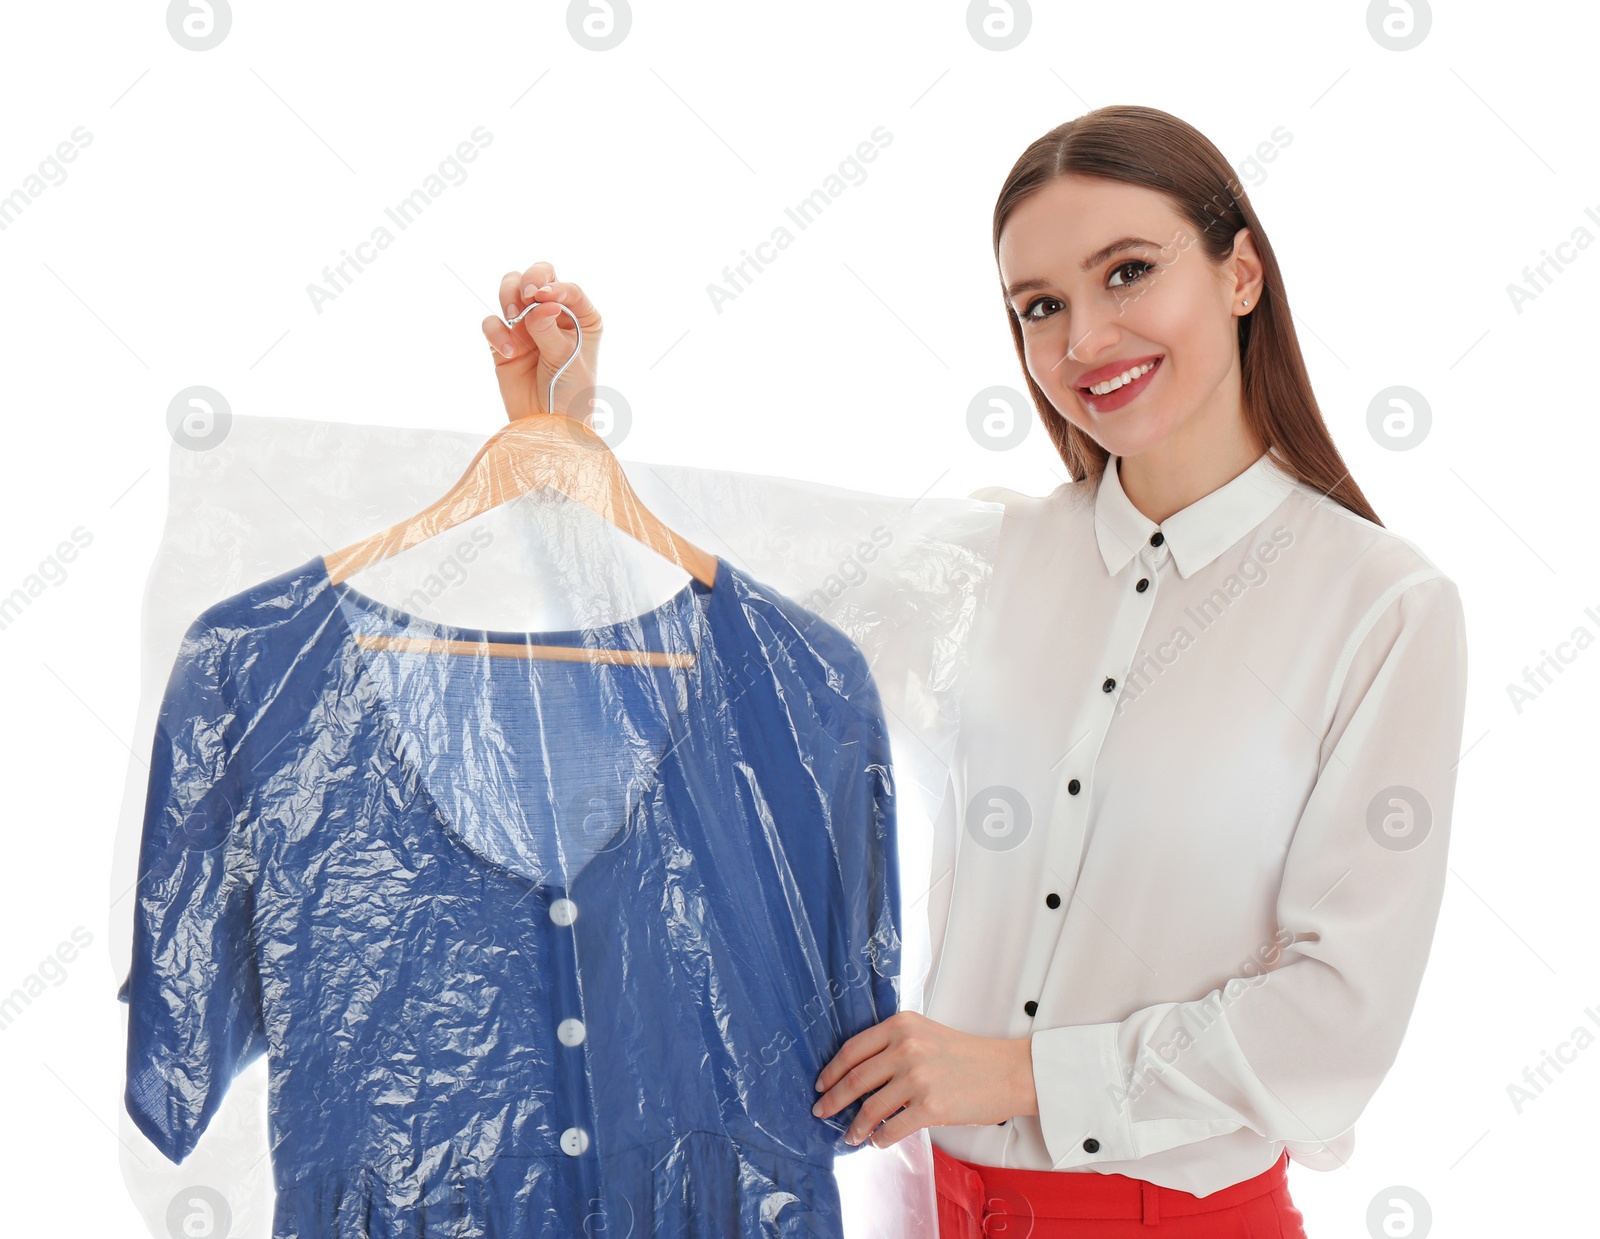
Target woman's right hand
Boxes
[481,261,603,425]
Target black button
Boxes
[1149,531,1164,546]
[1136,577,1149,592]
[1101,677,1116,693]
[1083,1137,1100,1153]
[1067,779,1081,795]
[1023,1000,1038,1017]
[1046,892,1061,909]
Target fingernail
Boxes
[521,285,538,299]
[811,1102,822,1116]
[498,341,514,357]
[505,304,518,319]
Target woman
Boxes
[482,105,1469,1239]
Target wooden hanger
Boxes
[323,300,717,667]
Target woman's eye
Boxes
[1108,259,1154,288]
[1019,260,1154,321]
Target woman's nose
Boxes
[1066,321,1118,365]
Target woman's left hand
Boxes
[811,1011,1039,1149]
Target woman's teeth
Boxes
[1086,359,1158,395]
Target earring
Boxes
[1243,299,1249,307]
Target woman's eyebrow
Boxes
[1078,235,1160,272]
[1004,236,1161,299]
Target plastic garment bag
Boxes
[112,413,1003,1239]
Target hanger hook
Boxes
[503,300,583,418]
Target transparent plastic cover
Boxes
[111,413,1002,1239]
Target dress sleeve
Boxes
[118,614,267,1164]
[1030,573,1469,1169]
[823,664,903,1151]
[834,670,902,1032]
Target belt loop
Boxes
[1141,1180,1160,1225]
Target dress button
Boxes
[560,1126,590,1156]
[1067,778,1081,795]
[557,1018,587,1046]
[1136,577,1149,592]
[549,898,579,926]
[1045,892,1060,909]
[1024,1000,1038,1017]
[1083,1137,1100,1153]
[1101,677,1116,693]
[1149,531,1164,546]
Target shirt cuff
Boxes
[1030,1022,1137,1168]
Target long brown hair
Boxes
[992,105,1381,525]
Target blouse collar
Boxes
[1094,450,1301,579]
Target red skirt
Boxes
[933,1143,1309,1238]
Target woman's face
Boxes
[997,174,1259,462]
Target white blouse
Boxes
[922,450,1469,1196]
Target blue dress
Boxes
[118,552,901,1237]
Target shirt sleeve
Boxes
[1030,572,1469,1169]
[118,614,267,1165]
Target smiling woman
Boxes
[989,107,1374,521]
[803,104,1467,1239]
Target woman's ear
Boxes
[1228,226,1265,308]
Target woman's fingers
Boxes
[529,279,603,335]
[516,261,557,302]
[484,274,600,362]
[483,313,524,361]
[517,299,578,370]
[814,1014,898,1096]
[499,263,555,323]
[864,1099,925,1150]
[486,268,534,362]
[813,1042,897,1120]
[490,263,561,354]
[482,275,564,364]
[846,1077,917,1146]
[482,262,604,420]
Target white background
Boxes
[1,1,1594,1235]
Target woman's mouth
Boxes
[1076,356,1163,412]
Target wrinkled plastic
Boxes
[113,412,1002,1239]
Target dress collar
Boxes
[310,551,732,894]
[1094,451,1301,579]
